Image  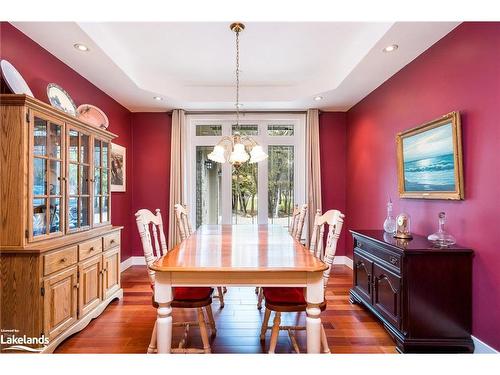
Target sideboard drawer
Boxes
[79,237,103,261]
[43,246,78,276]
[103,231,120,251]
[356,239,402,273]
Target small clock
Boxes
[394,212,413,239]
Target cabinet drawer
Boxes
[43,246,78,276]
[356,239,402,272]
[79,237,103,261]
[103,231,120,251]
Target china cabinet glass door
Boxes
[67,128,91,232]
[31,115,64,240]
[93,139,111,225]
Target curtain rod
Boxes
[184,110,308,115]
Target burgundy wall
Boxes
[3,20,499,349]
[346,22,500,350]
[130,113,172,256]
[0,22,134,260]
[319,112,347,255]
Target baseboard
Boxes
[472,335,498,353]
[120,256,146,272]
[333,256,353,269]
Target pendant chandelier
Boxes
[207,22,268,166]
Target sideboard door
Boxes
[43,266,78,340]
[353,251,373,304]
[372,263,402,328]
[102,247,120,300]
[78,255,103,318]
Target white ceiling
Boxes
[12,22,459,112]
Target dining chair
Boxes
[289,204,308,242]
[256,203,308,310]
[259,209,345,353]
[135,208,216,353]
[174,203,226,308]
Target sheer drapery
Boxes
[306,109,322,244]
[168,109,186,248]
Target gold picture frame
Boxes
[396,111,464,200]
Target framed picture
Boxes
[396,111,464,200]
[110,143,126,192]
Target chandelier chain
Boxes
[235,27,240,129]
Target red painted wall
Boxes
[346,22,500,350]
[319,112,347,255]
[130,113,172,256]
[0,22,134,260]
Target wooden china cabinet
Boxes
[0,94,123,353]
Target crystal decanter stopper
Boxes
[428,212,456,247]
[383,198,396,234]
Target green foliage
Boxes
[231,146,294,219]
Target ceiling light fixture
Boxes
[74,43,89,52]
[314,95,324,101]
[207,23,268,166]
[383,44,399,53]
[153,96,163,101]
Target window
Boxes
[185,114,306,229]
[196,125,222,136]
[268,124,294,136]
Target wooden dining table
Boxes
[150,224,328,354]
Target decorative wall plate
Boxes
[47,83,77,116]
[0,59,34,97]
[77,104,109,129]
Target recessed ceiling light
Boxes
[74,43,89,52]
[383,44,398,53]
[235,103,244,108]
[314,95,323,101]
[153,96,163,101]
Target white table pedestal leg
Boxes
[155,272,173,354]
[306,304,321,353]
[306,273,324,353]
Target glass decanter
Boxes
[428,212,456,247]
[383,198,396,234]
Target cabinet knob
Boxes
[74,283,79,289]
[60,257,67,263]
[390,257,398,264]
[89,247,94,252]
[110,239,115,244]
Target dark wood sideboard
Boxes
[349,230,474,353]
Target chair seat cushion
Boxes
[263,287,326,312]
[173,287,213,301]
[263,287,306,305]
[150,284,213,301]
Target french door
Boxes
[186,114,306,228]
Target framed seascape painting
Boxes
[110,143,126,192]
[396,111,464,200]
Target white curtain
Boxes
[306,109,322,245]
[168,109,186,249]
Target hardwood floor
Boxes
[55,265,397,354]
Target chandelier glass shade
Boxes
[207,22,268,166]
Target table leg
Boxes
[155,272,173,354]
[306,273,323,353]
